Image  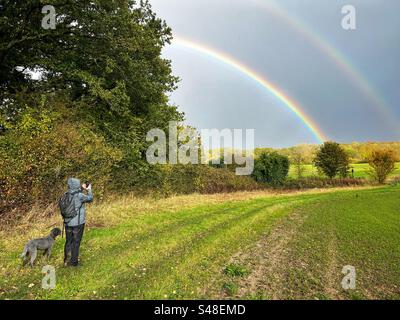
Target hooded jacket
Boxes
[65,178,93,227]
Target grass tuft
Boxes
[224,264,249,277]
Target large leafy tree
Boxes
[313,142,350,179]
[0,0,185,211]
[0,0,182,136]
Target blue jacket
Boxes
[65,178,93,227]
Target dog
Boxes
[20,228,62,267]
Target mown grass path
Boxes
[0,186,399,299]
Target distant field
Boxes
[289,162,400,179]
[1,186,399,300]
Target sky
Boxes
[151,0,400,148]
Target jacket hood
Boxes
[67,178,81,192]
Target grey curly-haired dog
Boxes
[20,228,62,267]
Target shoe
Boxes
[70,261,81,267]
[64,261,79,267]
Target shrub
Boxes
[143,164,262,196]
[366,149,397,184]
[313,142,350,178]
[195,165,262,194]
[252,151,289,186]
[0,108,121,216]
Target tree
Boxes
[313,142,349,179]
[0,1,185,210]
[291,150,306,179]
[0,0,182,136]
[0,0,183,182]
[367,149,397,184]
[252,151,289,185]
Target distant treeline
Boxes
[208,142,400,165]
[253,142,400,164]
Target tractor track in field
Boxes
[222,209,308,300]
[323,215,341,299]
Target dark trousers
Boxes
[64,224,85,266]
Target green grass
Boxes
[224,264,249,277]
[1,186,399,300]
[288,162,400,179]
[265,187,400,299]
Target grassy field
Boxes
[0,186,399,300]
[288,162,400,179]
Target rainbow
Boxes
[255,0,398,132]
[172,36,327,143]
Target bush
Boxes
[366,149,397,184]
[144,164,262,196]
[313,142,350,178]
[0,107,121,216]
[196,166,262,194]
[252,151,289,186]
